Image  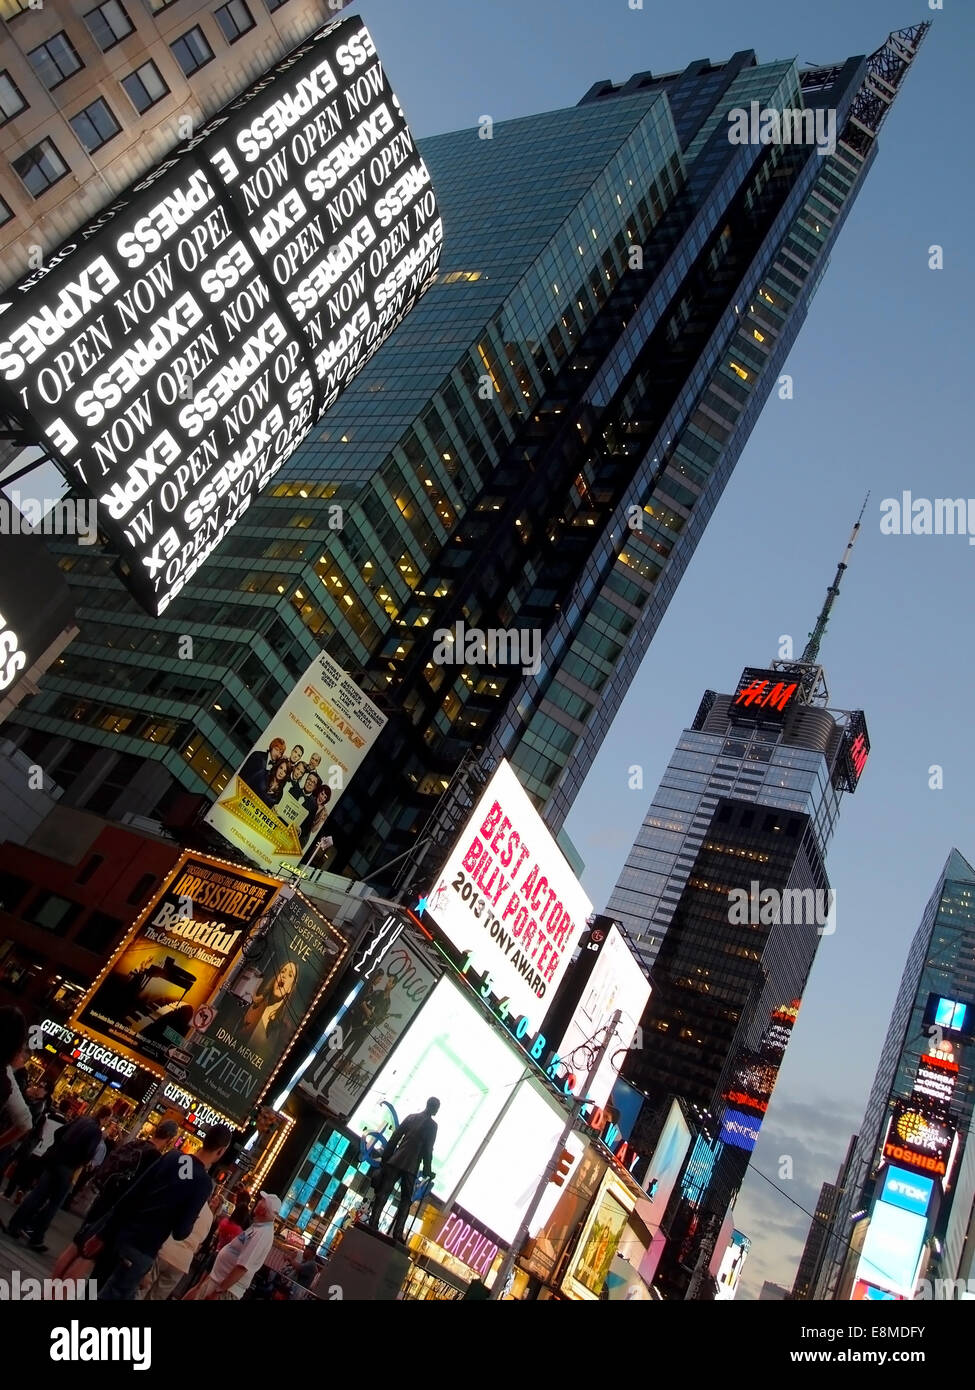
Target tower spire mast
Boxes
[799,495,868,666]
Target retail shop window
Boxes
[170,25,214,76]
[215,0,255,43]
[0,70,27,125]
[121,60,168,114]
[83,0,134,51]
[70,97,121,153]
[27,32,83,90]
[76,910,124,953]
[75,853,104,886]
[12,138,69,197]
[22,892,83,935]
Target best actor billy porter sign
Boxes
[425,760,593,1032]
[0,14,442,615]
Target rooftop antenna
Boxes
[800,494,869,666]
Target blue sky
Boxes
[357,0,972,1297]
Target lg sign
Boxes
[0,17,441,616]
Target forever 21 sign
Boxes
[0,15,442,616]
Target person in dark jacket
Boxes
[97,1123,232,1300]
[2,1106,110,1252]
[367,1097,439,1243]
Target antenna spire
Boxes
[800,495,868,665]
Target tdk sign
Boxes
[882,1165,934,1217]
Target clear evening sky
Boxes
[357,0,972,1297]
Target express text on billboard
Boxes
[0,17,441,615]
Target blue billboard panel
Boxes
[720,1107,761,1152]
[881,1165,934,1217]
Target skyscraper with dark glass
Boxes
[8,26,926,882]
[815,850,975,1299]
[603,513,872,1295]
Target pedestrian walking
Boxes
[141,1188,220,1301]
[51,1118,180,1281]
[1,1105,110,1253]
[182,1192,280,1301]
[96,1124,232,1301]
[0,1007,30,1150]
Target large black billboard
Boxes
[0,14,442,616]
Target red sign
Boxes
[733,679,798,712]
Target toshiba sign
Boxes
[0,16,441,616]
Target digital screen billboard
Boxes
[205,649,387,873]
[456,1076,569,1245]
[720,1107,762,1152]
[73,852,282,1076]
[551,923,650,1109]
[644,1098,693,1221]
[424,760,593,1032]
[181,888,348,1123]
[923,991,973,1042]
[562,1170,633,1300]
[348,976,528,1203]
[882,1102,956,1181]
[854,1198,927,1298]
[0,16,441,615]
[880,1165,934,1218]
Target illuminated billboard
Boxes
[205,649,387,873]
[551,923,651,1109]
[720,1106,761,1152]
[854,1198,927,1298]
[424,760,592,1033]
[181,888,348,1124]
[348,976,529,1203]
[455,1076,570,1245]
[644,1099,693,1221]
[923,992,973,1043]
[882,1102,956,1182]
[561,1170,634,1300]
[0,16,441,615]
[880,1165,934,1218]
[727,667,801,724]
[74,852,282,1076]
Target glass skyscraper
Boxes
[9,26,926,881]
[815,849,975,1299]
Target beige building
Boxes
[0,0,347,290]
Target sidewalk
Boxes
[0,1191,89,1291]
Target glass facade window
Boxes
[70,97,121,153]
[0,70,27,124]
[13,138,69,196]
[215,0,255,42]
[27,32,83,89]
[121,60,168,113]
[83,0,134,51]
[170,26,214,76]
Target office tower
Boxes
[792,1180,840,1299]
[816,850,975,1299]
[0,0,347,287]
[791,1131,857,1299]
[604,513,871,1291]
[5,26,926,878]
[759,1281,789,1301]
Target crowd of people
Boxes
[0,1005,321,1301]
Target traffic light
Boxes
[552,1148,573,1187]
